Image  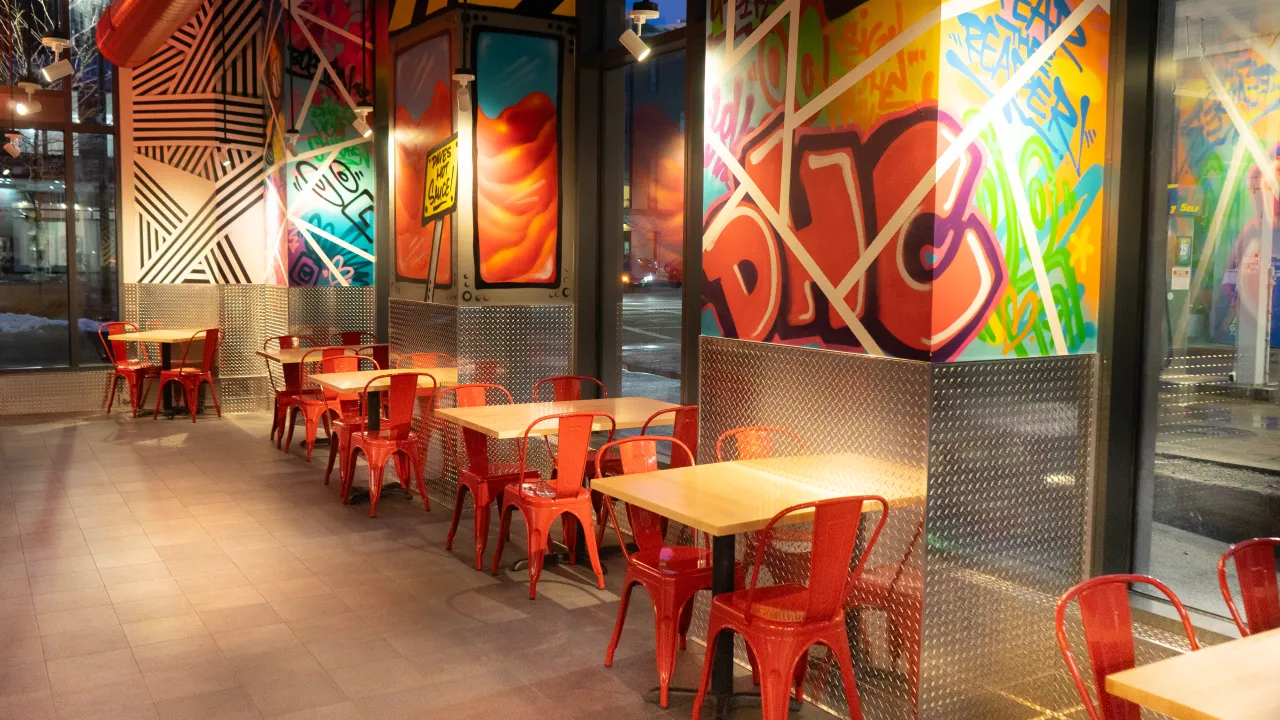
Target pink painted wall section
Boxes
[701,0,1111,361]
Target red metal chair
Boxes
[691,495,890,720]
[715,425,807,461]
[848,517,924,702]
[1055,574,1201,720]
[594,404,700,544]
[341,372,436,517]
[491,412,616,599]
[357,344,391,371]
[596,436,704,708]
[532,375,608,403]
[152,329,223,422]
[322,353,381,487]
[337,331,376,346]
[1218,538,1280,636]
[438,383,541,569]
[265,335,319,446]
[98,321,160,417]
[284,348,355,461]
[397,352,456,370]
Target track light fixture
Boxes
[15,82,41,115]
[40,38,72,83]
[3,133,20,158]
[285,127,300,152]
[217,141,232,168]
[352,105,373,138]
[620,1,659,61]
[452,70,475,113]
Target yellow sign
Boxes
[421,133,458,225]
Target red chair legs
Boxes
[606,579,705,707]
[446,476,497,570]
[692,621,863,720]
[106,373,152,417]
[491,497,605,600]
[283,405,331,461]
[324,420,361,486]
[341,444,424,517]
[152,377,221,422]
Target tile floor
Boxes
[0,411,838,720]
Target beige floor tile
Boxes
[0,661,48,699]
[121,613,207,646]
[35,604,119,636]
[0,689,55,720]
[285,613,368,646]
[243,671,347,718]
[227,646,325,686]
[106,577,183,604]
[113,595,195,625]
[262,701,361,720]
[25,555,97,578]
[256,577,331,603]
[213,623,301,658]
[143,658,239,702]
[305,636,402,672]
[238,561,314,585]
[328,657,425,699]
[130,634,224,673]
[94,548,163,569]
[0,635,44,667]
[0,577,31,599]
[52,675,158,719]
[153,541,225,561]
[100,562,173,586]
[61,705,160,720]
[205,521,270,540]
[32,585,113,614]
[40,624,130,661]
[173,569,252,595]
[269,592,350,623]
[187,585,267,613]
[153,687,262,720]
[80,523,148,541]
[27,570,102,596]
[45,647,139,693]
[87,534,155,555]
[164,552,239,576]
[198,603,285,635]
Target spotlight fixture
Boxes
[452,70,475,113]
[40,38,73,83]
[352,105,373,138]
[620,1,659,61]
[3,133,20,158]
[15,82,41,115]
[217,141,232,168]
[285,127,300,152]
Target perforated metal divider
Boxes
[696,336,930,720]
[389,299,460,506]
[0,370,114,415]
[918,356,1096,718]
[288,287,376,345]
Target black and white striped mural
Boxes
[121,0,272,285]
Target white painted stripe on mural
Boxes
[292,66,327,152]
[790,0,998,129]
[294,8,373,49]
[725,0,735,56]
[295,220,352,288]
[702,183,750,250]
[709,133,883,355]
[1200,59,1279,195]
[1176,139,1248,344]
[778,0,800,224]
[290,216,375,262]
[834,0,1106,301]
[293,12,361,113]
[265,135,370,177]
[724,0,791,67]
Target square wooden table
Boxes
[591,453,921,717]
[310,368,459,430]
[1106,627,1280,719]
[255,344,388,365]
[108,328,212,417]
[432,397,678,439]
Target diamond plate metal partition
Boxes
[0,370,114,415]
[288,286,376,344]
[390,299,460,505]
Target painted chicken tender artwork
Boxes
[474,30,561,287]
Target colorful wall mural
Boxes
[392,32,455,295]
[473,30,562,288]
[702,0,1111,361]
[389,0,576,34]
[275,0,376,288]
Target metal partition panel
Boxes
[390,298,460,505]
[0,370,114,415]
[457,305,574,401]
[288,286,377,344]
[918,355,1096,718]
[696,336,930,720]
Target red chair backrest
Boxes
[1219,538,1280,636]
[642,405,698,466]
[715,425,806,461]
[300,347,354,387]
[434,383,515,473]
[98,321,140,367]
[533,375,607,402]
[361,372,437,431]
[1055,575,1200,720]
[339,331,375,346]
[178,329,222,372]
[743,496,888,623]
[319,353,377,412]
[520,412,616,498]
[397,352,455,369]
[595,436,695,553]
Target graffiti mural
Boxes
[702,0,1110,360]
[393,32,454,294]
[473,30,562,288]
[274,0,376,287]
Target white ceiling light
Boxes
[452,70,475,113]
[3,134,21,158]
[15,82,41,116]
[352,105,373,138]
[40,38,73,83]
[620,1,659,61]
[217,141,232,168]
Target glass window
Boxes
[75,133,116,365]
[1137,0,1280,619]
[72,0,115,125]
[610,51,686,404]
[0,130,69,369]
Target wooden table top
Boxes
[255,345,388,364]
[1106,627,1280,720]
[433,397,678,439]
[310,367,459,393]
[107,329,210,344]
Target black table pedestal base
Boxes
[642,686,803,718]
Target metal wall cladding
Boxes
[694,336,930,720]
[456,305,574,402]
[918,355,1096,719]
[389,299,461,505]
[0,370,115,415]
[288,286,376,344]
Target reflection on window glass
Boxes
[71,0,114,125]
[1140,0,1280,619]
[1,0,60,88]
[619,52,685,404]
[75,133,117,365]
[0,130,69,369]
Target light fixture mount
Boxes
[629,1,660,24]
[41,37,71,54]
[452,69,475,87]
